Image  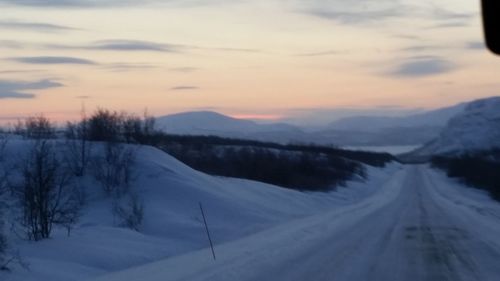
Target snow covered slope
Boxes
[408,96,500,158]
[1,140,398,281]
[87,165,500,281]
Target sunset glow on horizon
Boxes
[0,0,498,125]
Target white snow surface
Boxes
[88,165,500,281]
[0,139,398,281]
[412,96,500,156]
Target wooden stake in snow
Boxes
[199,202,216,261]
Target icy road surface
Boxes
[91,165,500,281]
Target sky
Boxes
[0,0,498,125]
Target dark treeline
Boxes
[2,110,145,244]
[150,134,395,167]
[432,150,500,201]
[66,108,156,144]
[11,110,395,192]
[153,134,395,191]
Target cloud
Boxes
[392,34,421,40]
[309,8,404,24]
[388,56,456,77]
[100,63,159,72]
[0,79,63,99]
[299,0,410,24]
[399,45,445,52]
[90,40,179,52]
[204,47,261,53]
[0,0,223,8]
[42,39,260,55]
[0,20,77,32]
[295,50,343,57]
[431,7,476,21]
[0,40,24,49]
[45,40,184,52]
[0,0,139,7]
[170,86,199,91]
[425,7,476,29]
[9,56,96,65]
[301,1,477,29]
[169,67,199,73]
[0,69,43,74]
[426,21,468,29]
[466,41,486,50]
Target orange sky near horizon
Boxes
[0,0,498,125]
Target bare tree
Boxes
[64,113,92,177]
[0,193,9,270]
[112,193,144,231]
[0,134,7,164]
[0,136,12,269]
[87,109,122,142]
[23,115,55,140]
[16,141,80,241]
[121,114,143,144]
[92,142,136,196]
[12,119,24,137]
[137,109,156,145]
[143,109,156,138]
[0,180,7,270]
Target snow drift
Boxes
[1,140,398,281]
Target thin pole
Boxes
[199,202,216,260]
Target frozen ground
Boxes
[89,165,500,281]
[0,140,398,281]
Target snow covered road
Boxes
[91,165,500,281]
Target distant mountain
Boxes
[313,126,443,147]
[328,102,466,132]
[316,102,467,147]
[407,97,500,159]
[156,98,496,148]
[156,111,305,141]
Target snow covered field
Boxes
[1,140,398,281]
[89,165,500,281]
[4,139,500,281]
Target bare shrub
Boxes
[0,135,8,268]
[64,119,92,177]
[0,188,8,270]
[16,140,80,241]
[83,108,157,144]
[0,135,7,163]
[112,194,144,232]
[92,142,136,196]
[12,119,24,137]
[87,108,122,142]
[23,115,55,140]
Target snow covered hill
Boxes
[327,102,466,132]
[155,100,472,147]
[156,111,303,140]
[88,165,500,281]
[319,101,467,147]
[407,96,500,159]
[1,140,398,281]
